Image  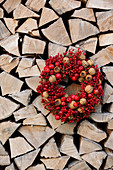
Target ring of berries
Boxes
[37,48,104,123]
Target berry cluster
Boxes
[37,49,104,123]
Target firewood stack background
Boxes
[0,0,113,169]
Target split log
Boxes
[23,113,47,126]
[19,126,55,148]
[3,0,21,13]
[25,0,46,12]
[102,83,113,104]
[47,113,62,129]
[4,18,18,34]
[65,83,82,95]
[16,58,35,72]
[103,67,113,86]
[60,135,81,160]
[95,104,102,113]
[49,0,81,15]
[86,0,113,9]
[39,7,58,27]
[31,30,40,37]
[0,143,10,166]
[42,18,71,46]
[108,119,113,129]
[22,36,46,54]
[16,18,38,34]
[41,156,70,170]
[0,96,19,120]
[13,4,39,19]
[9,137,33,158]
[79,137,102,155]
[90,112,113,123]
[104,131,113,150]
[99,33,113,46]
[68,160,91,170]
[0,71,23,95]
[14,149,40,170]
[5,163,15,170]
[81,151,107,169]
[107,103,113,113]
[40,138,61,158]
[69,19,99,43]
[104,155,113,169]
[0,8,4,18]
[36,59,45,72]
[27,164,46,170]
[0,20,10,40]
[0,121,20,144]
[13,104,37,121]
[33,95,49,116]
[0,33,20,56]
[48,42,66,57]
[25,76,40,92]
[72,8,96,22]
[77,120,107,142]
[0,143,8,155]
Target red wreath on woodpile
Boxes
[37,48,104,123]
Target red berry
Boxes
[61,97,66,101]
[79,66,84,71]
[55,61,60,66]
[88,93,93,98]
[50,70,54,75]
[67,97,71,102]
[44,66,50,73]
[74,73,79,78]
[98,85,102,90]
[74,95,79,101]
[94,89,99,94]
[56,73,61,79]
[61,102,66,106]
[73,102,78,108]
[49,64,54,69]
[55,115,60,120]
[77,60,82,65]
[71,95,75,100]
[72,76,77,81]
[59,111,63,115]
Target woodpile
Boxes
[0,0,113,169]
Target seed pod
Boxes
[89,68,96,75]
[63,57,70,64]
[43,91,49,98]
[79,54,86,60]
[49,75,56,83]
[78,77,84,82]
[80,98,86,105]
[54,66,60,73]
[69,101,77,109]
[82,60,89,68]
[87,59,94,66]
[86,75,92,81]
[55,99,61,106]
[80,71,86,78]
[77,108,83,113]
[85,85,93,93]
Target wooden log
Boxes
[60,135,81,160]
[65,83,82,96]
[0,8,4,18]
[25,0,46,12]
[0,143,8,156]
[0,97,19,120]
[19,126,55,148]
[77,120,107,142]
[0,155,10,166]
[14,149,40,170]
[41,156,70,170]
[79,137,102,155]
[49,0,81,15]
[13,4,39,19]
[33,95,49,116]
[0,121,20,144]
[13,104,37,121]
[16,18,38,34]
[81,151,107,169]
[96,10,113,32]
[47,113,62,129]
[22,36,46,54]
[0,0,4,3]
[27,164,46,170]
[30,30,40,38]
[40,138,61,158]
[25,76,40,92]
[107,103,113,113]
[108,119,113,129]
[69,19,99,43]
[48,42,66,57]
[36,59,45,72]
[72,8,96,22]
[42,18,71,46]
[16,58,35,72]
[39,7,58,27]
[68,160,91,170]
[0,71,23,96]
[104,155,113,169]
[4,18,18,34]
[9,137,34,158]
[0,20,10,41]
[86,0,113,9]
[0,33,20,56]
[3,0,21,13]
[95,104,102,113]
[103,67,113,86]
[104,131,113,150]
[90,112,113,123]
[5,163,15,170]
[99,33,113,46]
[102,83,113,104]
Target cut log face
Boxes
[86,0,113,9]
[72,8,96,22]
[103,67,113,86]
[40,138,61,158]
[3,0,21,13]
[41,156,70,170]
[42,18,71,46]
[9,137,34,158]
[104,155,113,169]
[102,83,113,104]
[99,33,113,46]
[107,103,113,113]
[49,0,81,15]
[22,36,46,54]
[27,164,46,170]
[31,30,40,37]
[13,4,39,19]
[0,71,23,96]
[47,113,62,129]
[68,160,91,170]
[95,104,102,113]
[0,143,8,156]
[0,20,10,41]
[77,120,107,142]
[19,126,55,148]
[16,58,35,72]
[39,7,58,27]
[0,155,10,166]
[108,119,113,129]
[81,151,107,169]
[14,149,40,170]
[0,8,4,18]
[104,131,113,150]
[65,83,82,96]
[5,163,15,170]
[36,59,45,72]
[79,137,102,155]
[0,121,20,145]
[25,76,40,92]
[90,112,113,123]
[4,18,18,34]
[25,0,46,12]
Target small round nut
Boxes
[63,57,70,64]
[77,108,83,113]
[87,60,94,66]
[82,60,89,68]
[54,66,60,73]
[49,75,56,83]
[89,68,96,75]
[69,101,77,109]
[43,91,49,98]
[79,54,86,60]
[78,77,84,82]
[85,85,93,94]
[86,75,92,81]
[80,71,86,78]
[80,98,86,105]
[55,99,61,106]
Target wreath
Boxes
[36,48,103,123]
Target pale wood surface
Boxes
[4,18,18,34]
[103,67,113,86]
[90,112,113,123]
[99,33,113,46]
[87,0,113,9]
[0,8,4,18]
[68,160,91,170]
[25,76,40,92]
[26,0,46,12]
[3,0,21,13]
[0,20,10,40]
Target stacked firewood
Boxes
[0,0,113,169]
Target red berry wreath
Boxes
[36,48,104,123]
